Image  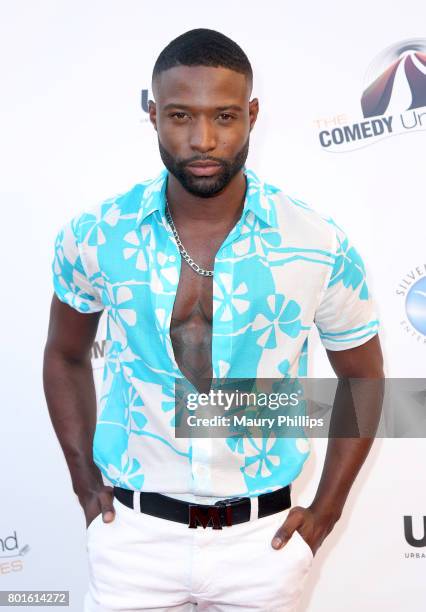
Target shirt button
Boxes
[194,464,207,476]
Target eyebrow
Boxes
[162,103,244,112]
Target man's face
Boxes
[149,65,258,197]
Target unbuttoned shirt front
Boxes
[52,167,379,502]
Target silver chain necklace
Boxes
[165,200,214,277]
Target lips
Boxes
[186,161,222,177]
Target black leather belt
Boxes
[113,485,291,529]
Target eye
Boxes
[218,113,234,122]
[170,112,189,120]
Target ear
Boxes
[248,98,259,132]
[148,99,157,131]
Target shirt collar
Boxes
[135,166,280,228]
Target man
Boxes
[43,28,384,612]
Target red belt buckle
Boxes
[188,502,233,529]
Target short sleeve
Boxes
[314,219,379,351]
[52,215,104,313]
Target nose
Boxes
[189,116,217,153]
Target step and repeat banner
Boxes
[1,1,425,610]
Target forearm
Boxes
[42,348,103,497]
[271,435,377,554]
[308,375,384,523]
[308,436,374,522]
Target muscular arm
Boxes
[308,334,385,521]
[271,334,385,553]
[43,294,115,526]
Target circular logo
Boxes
[406,277,426,336]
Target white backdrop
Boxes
[1,1,425,610]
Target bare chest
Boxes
[167,221,223,391]
[169,257,214,391]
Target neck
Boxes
[165,170,247,227]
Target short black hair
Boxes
[152,28,253,90]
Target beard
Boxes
[158,137,249,198]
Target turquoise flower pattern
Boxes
[328,221,369,300]
[252,293,303,348]
[51,167,379,496]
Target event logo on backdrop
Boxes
[141,89,149,114]
[0,530,30,575]
[404,516,426,559]
[396,264,426,343]
[90,315,107,372]
[315,38,426,151]
[91,338,106,370]
[141,89,150,122]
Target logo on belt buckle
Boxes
[188,503,233,529]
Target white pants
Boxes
[84,496,314,611]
